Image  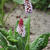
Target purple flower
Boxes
[16,18,26,37]
[24,0,32,14]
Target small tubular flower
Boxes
[16,18,26,37]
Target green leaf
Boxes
[7,36,18,43]
[15,20,19,31]
[8,28,13,37]
[24,17,30,50]
[16,37,24,50]
[32,0,49,10]
[13,0,24,4]
[24,17,30,42]
[14,20,19,39]
[48,4,50,8]
[8,45,18,50]
[0,32,8,47]
[0,28,8,37]
[4,47,8,50]
[0,48,4,50]
[31,0,40,4]
[25,40,29,50]
[30,33,50,50]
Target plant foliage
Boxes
[0,17,50,50]
[0,18,30,50]
[32,0,50,10]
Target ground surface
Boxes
[4,4,50,50]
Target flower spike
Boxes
[16,18,26,37]
[24,0,32,14]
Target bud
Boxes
[18,18,23,27]
[16,18,26,37]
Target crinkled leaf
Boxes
[8,45,18,50]
[0,32,8,47]
[7,36,18,43]
[0,28,8,37]
[30,33,50,50]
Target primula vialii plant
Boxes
[0,18,30,50]
[0,17,50,50]
[0,0,50,50]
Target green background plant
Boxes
[0,0,5,27]
[0,0,17,27]
[31,0,50,10]
[0,0,50,27]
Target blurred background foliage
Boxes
[32,0,50,10]
[0,0,50,28]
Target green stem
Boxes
[1,0,4,26]
[1,0,6,27]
